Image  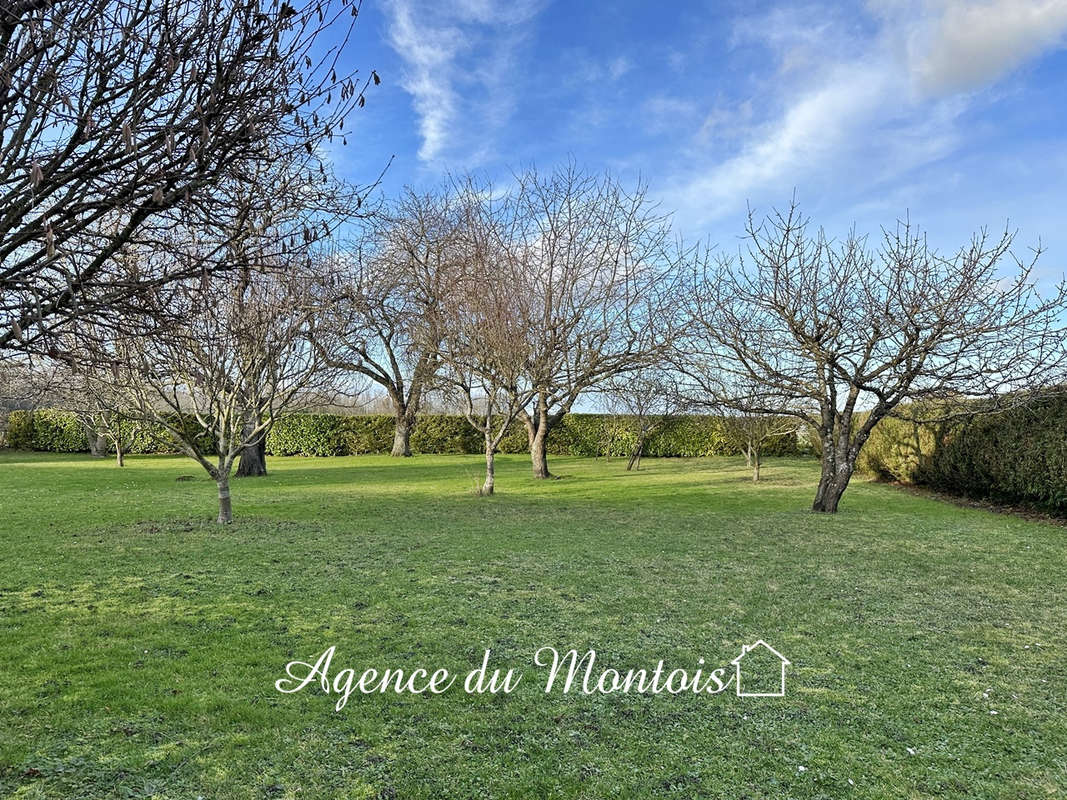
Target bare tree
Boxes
[325,188,460,457]
[221,165,368,478]
[85,266,336,523]
[719,412,799,482]
[679,373,805,482]
[0,356,60,409]
[603,371,686,471]
[68,378,140,465]
[508,165,683,479]
[685,202,1067,512]
[438,189,536,495]
[0,0,376,357]
[39,350,140,462]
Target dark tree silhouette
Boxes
[0,0,376,357]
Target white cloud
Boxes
[666,0,1067,228]
[909,0,1067,94]
[384,3,462,162]
[383,0,543,164]
[697,99,755,144]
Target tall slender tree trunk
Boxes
[752,449,761,482]
[115,440,125,467]
[530,423,551,479]
[522,397,556,479]
[236,416,267,477]
[216,474,233,524]
[391,410,414,457]
[627,433,646,471]
[481,438,495,496]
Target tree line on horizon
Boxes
[2,0,1066,522]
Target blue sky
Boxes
[334,0,1067,279]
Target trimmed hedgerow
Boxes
[918,397,1067,509]
[859,392,1067,511]
[122,416,217,455]
[7,408,804,459]
[265,413,801,458]
[3,409,216,455]
[265,414,351,456]
[410,415,484,455]
[6,408,87,452]
[855,413,939,483]
[6,410,35,450]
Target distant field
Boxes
[1,452,1064,799]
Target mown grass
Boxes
[0,451,1064,799]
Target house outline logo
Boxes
[730,640,790,697]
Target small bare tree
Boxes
[719,413,799,482]
[603,371,686,471]
[685,202,1067,512]
[74,398,139,466]
[438,189,535,495]
[86,267,336,523]
[52,360,141,464]
[679,374,805,483]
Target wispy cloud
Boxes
[607,56,633,81]
[382,0,544,164]
[666,0,1067,227]
[641,95,700,134]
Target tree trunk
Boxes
[752,449,761,482]
[627,434,646,471]
[115,440,125,467]
[812,432,835,509]
[744,442,752,468]
[88,431,107,458]
[530,425,552,478]
[216,475,233,524]
[522,397,557,479]
[812,449,855,513]
[391,414,413,457]
[236,415,267,477]
[480,441,495,496]
[236,437,267,477]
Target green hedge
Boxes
[859,393,1067,510]
[855,414,939,483]
[6,409,803,459]
[4,409,216,455]
[6,410,35,450]
[266,413,801,458]
[122,417,217,455]
[7,409,87,452]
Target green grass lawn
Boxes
[1,451,1065,799]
